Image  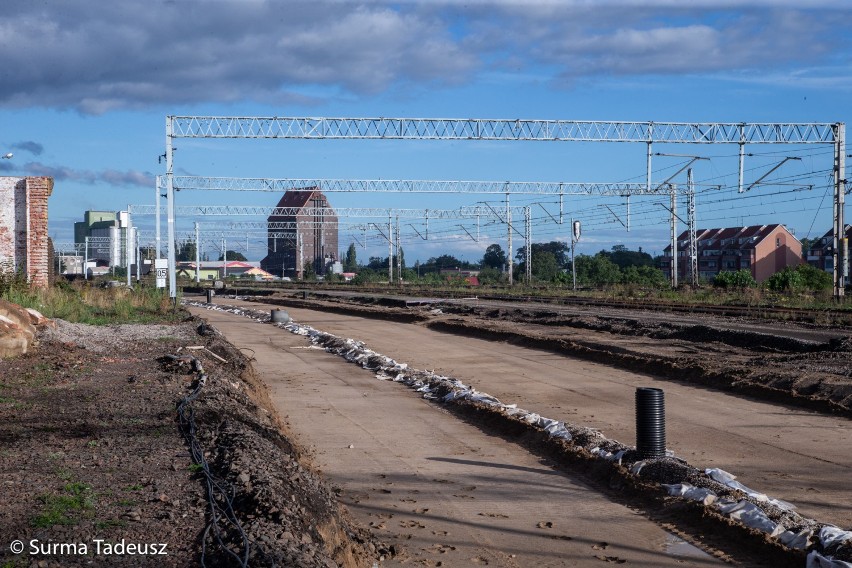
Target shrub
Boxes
[713,269,756,289]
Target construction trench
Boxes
[185,294,852,567]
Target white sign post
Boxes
[155,258,168,289]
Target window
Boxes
[776,237,781,247]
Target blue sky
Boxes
[1,0,850,263]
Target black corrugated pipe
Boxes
[635,387,665,459]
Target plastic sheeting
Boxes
[807,551,852,568]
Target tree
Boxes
[766,263,832,292]
[175,240,196,262]
[303,262,316,280]
[344,243,358,272]
[601,245,654,269]
[531,251,560,281]
[366,256,388,271]
[574,253,621,286]
[516,241,570,268]
[419,254,474,274]
[795,263,832,291]
[482,244,507,270]
[477,266,504,285]
[765,267,803,292]
[218,250,247,262]
[621,265,668,288]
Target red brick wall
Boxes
[0,176,54,288]
[26,177,54,287]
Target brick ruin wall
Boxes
[0,177,54,288]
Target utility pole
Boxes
[396,216,402,285]
[387,216,393,285]
[687,169,698,288]
[135,227,140,283]
[222,236,227,279]
[194,222,200,284]
[84,236,89,280]
[506,193,513,286]
[833,123,847,299]
[670,184,678,289]
[571,219,581,291]
[524,207,532,284]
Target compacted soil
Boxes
[0,317,381,567]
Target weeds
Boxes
[2,280,184,325]
[31,482,95,528]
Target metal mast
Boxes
[670,184,678,289]
[506,193,513,286]
[687,169,698,287]
[833,123,847,298]
[524,207,532,284]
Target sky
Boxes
[1,0,851,263]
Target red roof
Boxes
[273,187,321,209]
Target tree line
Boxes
[340,241,671,287]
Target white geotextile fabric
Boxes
[807,551,852,568]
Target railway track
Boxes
[202,281,852,326]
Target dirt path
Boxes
[190,303,727,567]
[226,298,852,532]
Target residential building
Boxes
[661,224,802,283]
[805,225,852,275]
[260,188,338,278]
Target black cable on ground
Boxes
[171,353,267,567]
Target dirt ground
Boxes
[267,292,852,416]
[0,317,381,567]
[3,288,852,567]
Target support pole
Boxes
[395,216,402,285]
[507,193,513,286]
[134,228,140,283]
[165,117,177,299]
[222,236,227,279]
[194,222,200,284]
[388,216,393,285]
[524,206,532,284]
[84,236,89,280]
[834,122,847,299]
[670,184,678,289]
[298,232,304,279]
[646,125,653,191]
[155,177,162,259]
[738,123,746,193]
[687,169,698,287]
[126,214,132,287]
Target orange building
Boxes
[662,224,802,283]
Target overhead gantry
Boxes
[159,116,845,298]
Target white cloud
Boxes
[0,1,476,113]
[0,1,848,113]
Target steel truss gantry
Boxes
[170,117,837,144]
[170,176,696,196]
[131,204,526,219]
[163,116,846,297]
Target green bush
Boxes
[713,269,756,289]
